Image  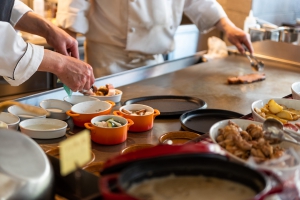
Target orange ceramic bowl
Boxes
[113,104,160,132]
[66,100,115,127]
[84,115,134,145]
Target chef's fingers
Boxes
[68,46,79,59]
[242,35,254,54]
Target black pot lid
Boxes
[180,109,244,134]
[123,95,207,117]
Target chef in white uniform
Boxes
[57,0,253,78]
[0,0,95,92]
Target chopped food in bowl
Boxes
[84,115,134,145]
[93,118,124,128]
[210,119,300,169]
[113,104,160,132]
[84,84,122,103]
[252,98,300,126]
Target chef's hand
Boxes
[45,25,79,59]
[38,50,95,92]
[14,11,79,59]
[216,17,253,54]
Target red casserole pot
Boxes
[99,144,283,200]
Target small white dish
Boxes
[91,89,123,103]
[291,82,300,100]
[251,98,300,123]
[40,99,72,120]
[0,112,20,130]
[19,118,67,139]
[8,105,48,121]
[63,95,99,105]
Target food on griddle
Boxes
[93,118,123,128]
[254,99,300,124]
[227,73,266,84]
[216,120,284,163]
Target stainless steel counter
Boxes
[12,48,300,163]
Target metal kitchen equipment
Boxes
[0,129,54,199]
[249,27,280,42]
[279,26,300,45]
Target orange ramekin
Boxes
[66,100,115,127]
[84,115,134,145]
[113,104,160,132]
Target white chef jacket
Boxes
[57,0,227,77]
[0,0,44,86]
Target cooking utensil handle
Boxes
[254,170,284,200]
[100,174,137,200]
[283,128,300,142]
[153,109,160,119]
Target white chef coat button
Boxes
[129,27,135,33]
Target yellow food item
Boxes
[265,115,288,124]
[267,99,283,114]
[276,110,293,121]
[255,99,300,123]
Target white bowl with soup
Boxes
[19,118,67,139]
[0,112,20,130]
[40,99,72,120]
[8,105,48,121]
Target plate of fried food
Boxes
[252,98,300,132]
[210,119,300,171]
[86,84,122,103]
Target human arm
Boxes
[14,10,79,58]
[38,50,95,92]
[215,17,253,54]
[183,0,253,54]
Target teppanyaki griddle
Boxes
[123,95,207,117]
[180,109,243,134]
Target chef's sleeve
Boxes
[183,0,227,33]
[0,22,44,86]
[10,0,32,26]
[56,0,90,34]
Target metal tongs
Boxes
[243,46,264,72]
[263,118,300,145]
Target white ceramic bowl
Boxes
[63,95,99,105]
[8,105,48,121]
[19,118,67,139]
[251,98,300,123]
[209,119,300,171]
[40,99,72,120]
[291,82,300,100]
[0,121,8,129]
[0,112,20,130]
[91,89,123,103]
